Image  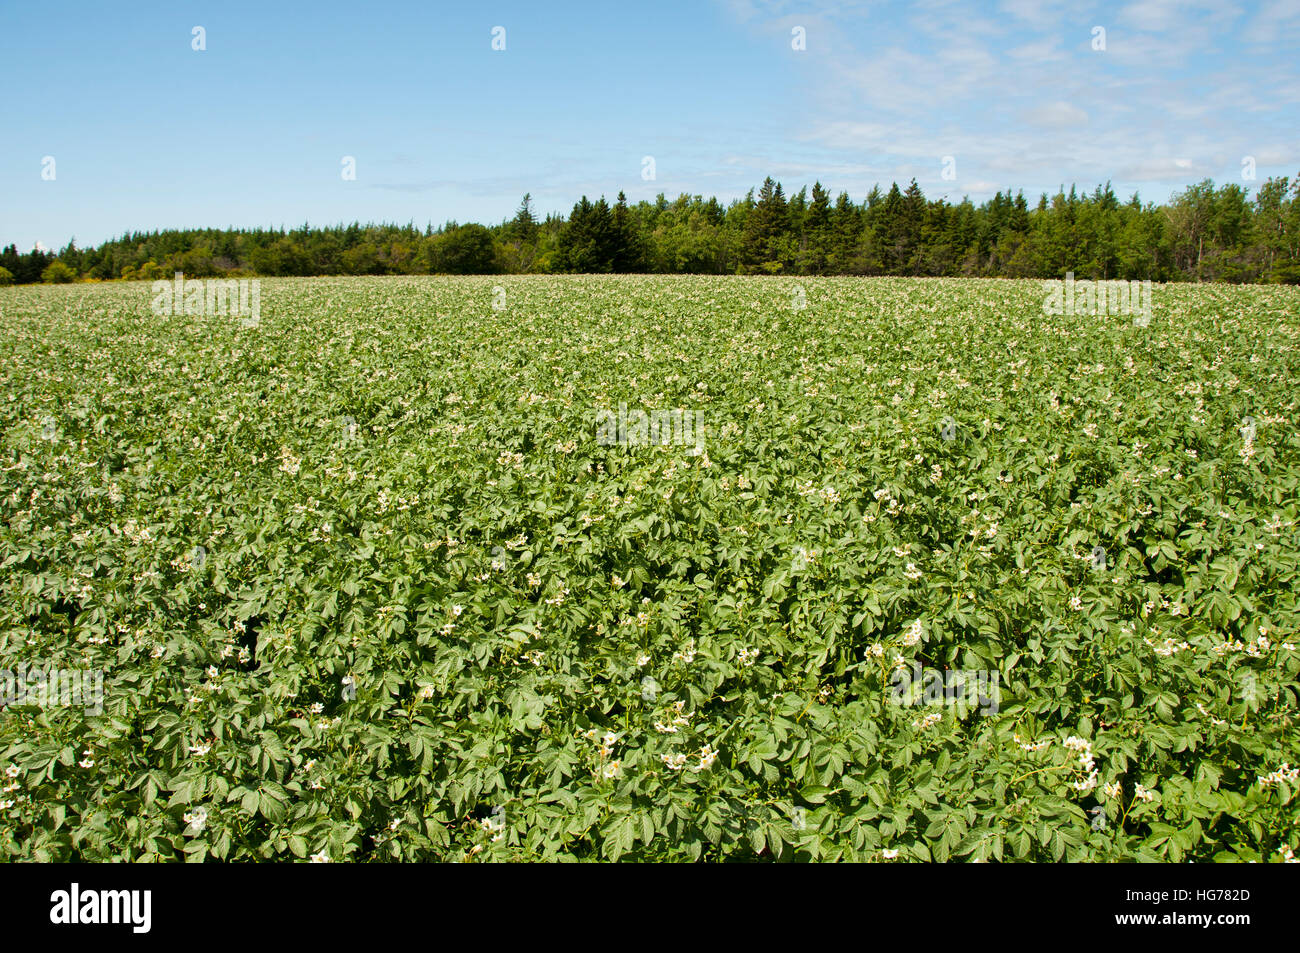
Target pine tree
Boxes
[611,191,644,272]
[830,192,863,273]
[803,181,832,275]
[900,179,926,274]
[509,193,539,245]
[742,177,790,272]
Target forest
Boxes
[3,174,1298,286]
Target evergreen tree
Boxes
[611,191,645,272]
[801,181,832,275]
[508,193,539,246]
[742,177,790,272]
[830,191,863,273]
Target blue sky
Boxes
[3,0,1298,250]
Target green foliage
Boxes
[11,174,1300,286]
[741,177,791,272]
[40,261,77,284]
[0,267,13,286]
[432,224,499,275]
[1,275,1298,863]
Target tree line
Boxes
[3,174,1298,286]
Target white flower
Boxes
[901,619,923,646]
[309,850,331,863]
[183,807,208,834]
[881,848,899,860]
[480,814,506,842]
[1258,763,1300,787]
[4,766,18,779]
[278,447,302,476]
[635,652,651,667]
[188,743,211,757]
[1133,784,1155,803]
[1146,637,1191,657]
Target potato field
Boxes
[1,275,1298,862]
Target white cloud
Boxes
[1240,0,1300,43]
[1007,36,1065,61]
[1119,157,1213,180]
[713,0,1298,203]
[1026,101,1090,127]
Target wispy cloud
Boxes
[716,0,1299,202]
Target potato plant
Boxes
[1,275,1298,862]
